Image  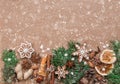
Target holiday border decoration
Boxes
[1,40,120,84]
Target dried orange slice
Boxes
[95,63,114,76]
[100,49,116,64]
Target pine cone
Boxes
[22,58,32,70]
[30,52,41,63]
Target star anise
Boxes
[66,60,75,68]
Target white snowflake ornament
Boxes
[72,43,89,62]
[55,66,69,80]
[18,42,34,58]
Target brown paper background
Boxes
[0,0,120,84]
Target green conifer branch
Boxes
[2,49,18,84]
[51,41,89,84]
[106,40,120,84]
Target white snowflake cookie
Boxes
[18,42,34,58]
[55,66,68,80]
[72,43,89,62]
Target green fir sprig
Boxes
[106,40,120,84]
[2,49,18,84]
[51,41,89,84]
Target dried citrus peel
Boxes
[95,64,114,76]
[100,49,116,64]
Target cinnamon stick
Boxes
[50,71,55,84]
[47,54,52,69]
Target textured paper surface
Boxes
[0,0,120,84]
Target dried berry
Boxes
[36,76,44,83]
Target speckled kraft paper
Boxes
[0,0,120,84]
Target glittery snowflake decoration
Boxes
[18,42,34,58]
[55,66,69,80]
[72,43,89,62]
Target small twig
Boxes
[95,46,101,54]
[50,71,55,84]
